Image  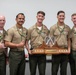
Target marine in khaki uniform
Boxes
[26,11,49,75]
[49,11,71,75]
[0,15,7,75]
[4,13,28,75]
[69,13,76,75]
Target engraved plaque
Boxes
[32,41,69,54]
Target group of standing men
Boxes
[0,10,76,75]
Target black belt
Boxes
[10,48,24,51]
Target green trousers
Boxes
[9,50,25,75]
[0,52,6,75]
[52,54,68,75]
[29,54,46,75]
[69,50,76,75]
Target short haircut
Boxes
[37,11,45,16]
[57,10,65,15]
[16,13,25,18]
[71,13,76,17]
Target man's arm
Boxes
[67,38,71,54]
[25,40,32,54]
[5,41,25,48]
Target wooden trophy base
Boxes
[32,42,69,54]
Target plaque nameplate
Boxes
[31,42,69,54]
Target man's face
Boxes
[0,16,5,28]
[16,14,25,25]
[71,15,76,25]
[57,13,65,23]
[36,13,45,23]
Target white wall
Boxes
[0,0,76,59]
[0,0,76,29]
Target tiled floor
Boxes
[6,62,71,75]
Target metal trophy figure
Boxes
[44,36,56,47]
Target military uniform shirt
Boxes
[50,23,71,48]
[70,27,76,51]
[5,25,28,50]
[27,23,49,48]
[0,29,7,53]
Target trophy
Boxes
[31,36,70,54]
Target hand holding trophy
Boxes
[32,35,68,54]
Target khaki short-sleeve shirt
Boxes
[27,24,49,48]
[70,27,76,51]
[0,29,7,53]
[50,23,71,48]
[5,25,28,49]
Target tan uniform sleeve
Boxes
[27,28,32,41]
[67,26,71,39]
[4,28,14,42]
[25,29,28,40]
[49,26,55,37]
